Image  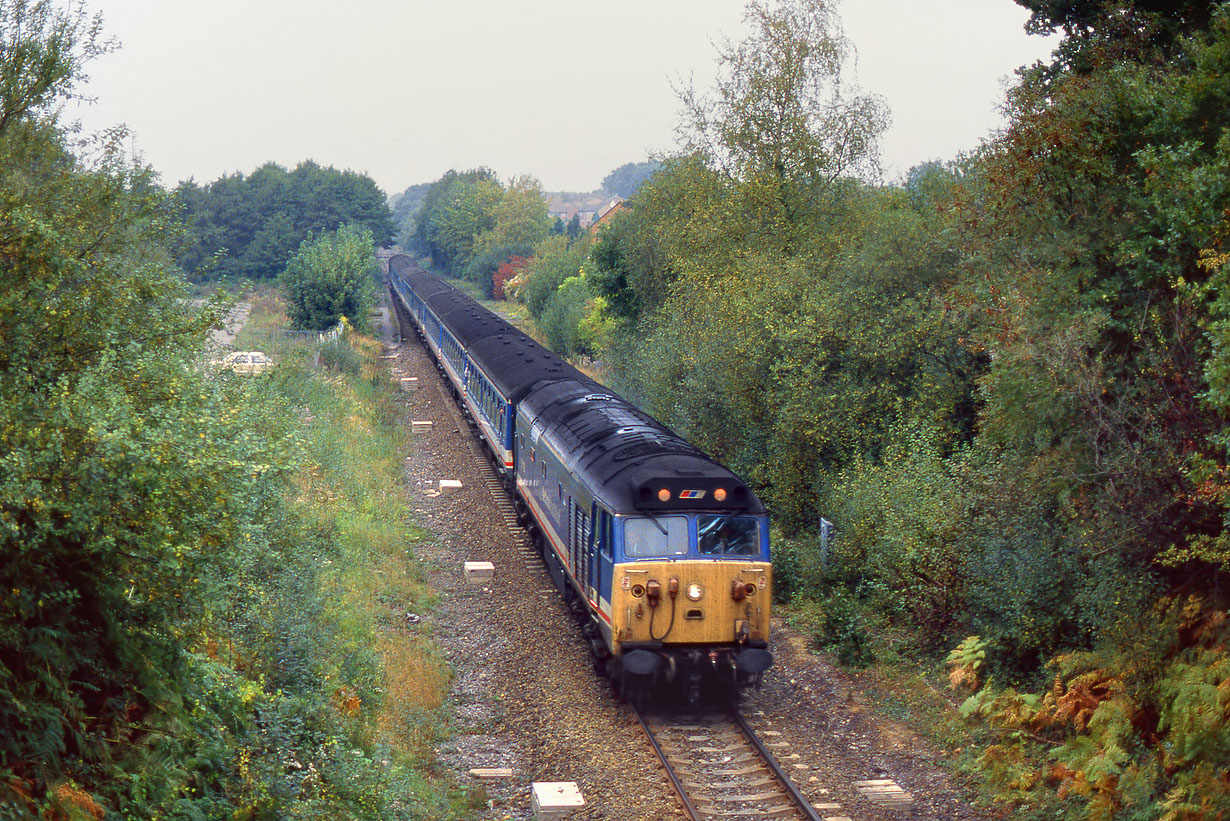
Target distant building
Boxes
[546,194,623,229]
[589,199,625,233]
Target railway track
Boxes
[636,707,826,821]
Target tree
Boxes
[601,160,661,197]
[675,0,888,189]
[173,162,394,280]
[1015,0,1215,68]
[415,168,502,276]
[0,0,109,133]
[390,180,433,250]
[477,174,550,252]
[0,2,292,809]
[281,224,376,331]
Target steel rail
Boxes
[732,710,824,821]
[633,707,704,821]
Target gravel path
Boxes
[380,289,991,821]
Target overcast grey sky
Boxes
[68,0,1058,196]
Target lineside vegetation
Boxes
[0,3,468,814]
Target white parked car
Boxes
[220,351,273,375]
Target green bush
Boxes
[954,598,1230,818]
[540,275,598,357]
[319,336,364,375]
[802,588,875,668]
[819,422,972,645]
[281,225,376,332]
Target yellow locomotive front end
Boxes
[601,507,774,704]
[612,560,771,647]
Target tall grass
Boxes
[215,287,477,818]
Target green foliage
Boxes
[518,234,587,317]
[0,0,109,133]
[675,0,888,187]
[821,423,973,641]
[462,241,535,298]
[414,168,503,277]
[319,334,365,375]
[414,171,550,289]
[281,224,377,332]
[600,160,661,198]
[174,161,394,280]
[540,275,598,357]
[601,178,978,531]
[390,180,433,252]
[807,587,875,668]
[475,174,550,254]
[0,9,250,806]
[927,6,1230,682]
[0,8,459,813]
[1013,0,1216,73]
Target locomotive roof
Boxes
[521,379,764,515]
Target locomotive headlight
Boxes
[686,582,704,601]
[714,487,727,502]
[657,488,671,502]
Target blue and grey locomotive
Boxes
[388,255,773,703]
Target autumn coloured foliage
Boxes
[492,255,529,300]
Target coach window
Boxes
[624,516,688,558]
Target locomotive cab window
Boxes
[624,516,688,558]
[698,516,761,557]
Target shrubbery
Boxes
[0,5,464,813]
[281,225,377,332]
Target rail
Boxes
[634,706,824,821]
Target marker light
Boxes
[714,488,728,502]
[658,488,671,502]
[687,583,704,601]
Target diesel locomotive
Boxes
[388,255,773,703]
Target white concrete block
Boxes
[400,377,418,390]
[464,561,494,584]
[411,420,433,431]
[438,478,461,493]
[532,782,584,819]
[468,768,513,778]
